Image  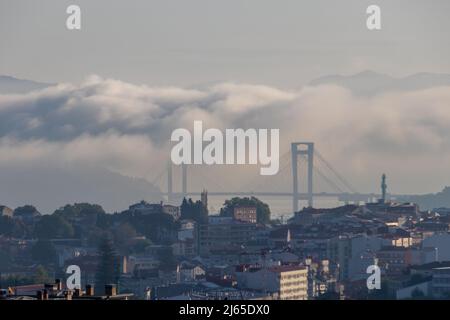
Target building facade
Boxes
[233,206,257,224]
[236,265,308,300]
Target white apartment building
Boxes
[236,265,308,300]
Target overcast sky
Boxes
[1,0,450,87]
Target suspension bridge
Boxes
[149,142,383,213]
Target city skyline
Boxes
[2,1,450,213]
[2,1,450,304]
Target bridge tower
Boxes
[182,163,187,197]
[291,142,314,212]
[167,162,188,202]
[167,160,173,202]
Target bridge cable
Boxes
[315,149,356,193]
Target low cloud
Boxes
[1,76,450,211]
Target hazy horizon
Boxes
[2,0,450,87]
[2,70,450,214]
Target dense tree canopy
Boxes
[54,203,105,217]
[14,205,40,216]
[112,222,138,254]
[33,215,74,239]
[0,216,16,237]
[53,203,107,238]
[95,237,120,293]
[180,198,208,223]
[129,212,177,244]
[34,265,53,284]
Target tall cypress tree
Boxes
[180,197,189,219]
[180,197,208,223]
[95,237,119,294]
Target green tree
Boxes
[14,205,40,216]
[95,237,120,293]
[96,211,111,229]
[13,219,29,238]
[131,213,177,244]
[0,216,15,237]
[34,215,74,239]
[86,229,113,247]
[220,197,271,224]
[53,203,108,237]
[180,197,208,223]
[54,203,105,218]
[34,265,52,284]
[113,222,138,254]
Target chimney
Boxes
[36,290,44,300]
[85,284,94,296]
[105,284,117,296]
[64,290,73,300]
[74,288,82,297]
[55,279,62,291]
[44,283,58,295]
[43,289,49,300]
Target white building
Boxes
[0,205,13,217]
[177,262,206,282]
[236,265,308,300]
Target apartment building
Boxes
[198,216,258,256]
[236,264,308,300]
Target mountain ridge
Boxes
[309,70,450,96]
[0,75,53,94]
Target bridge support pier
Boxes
[167,161,173,202]
[167,162,188,202]
[291,142,314,212]
[182,163,187,198]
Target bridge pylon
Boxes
[291,142,314,212]
[167,161,188,202]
